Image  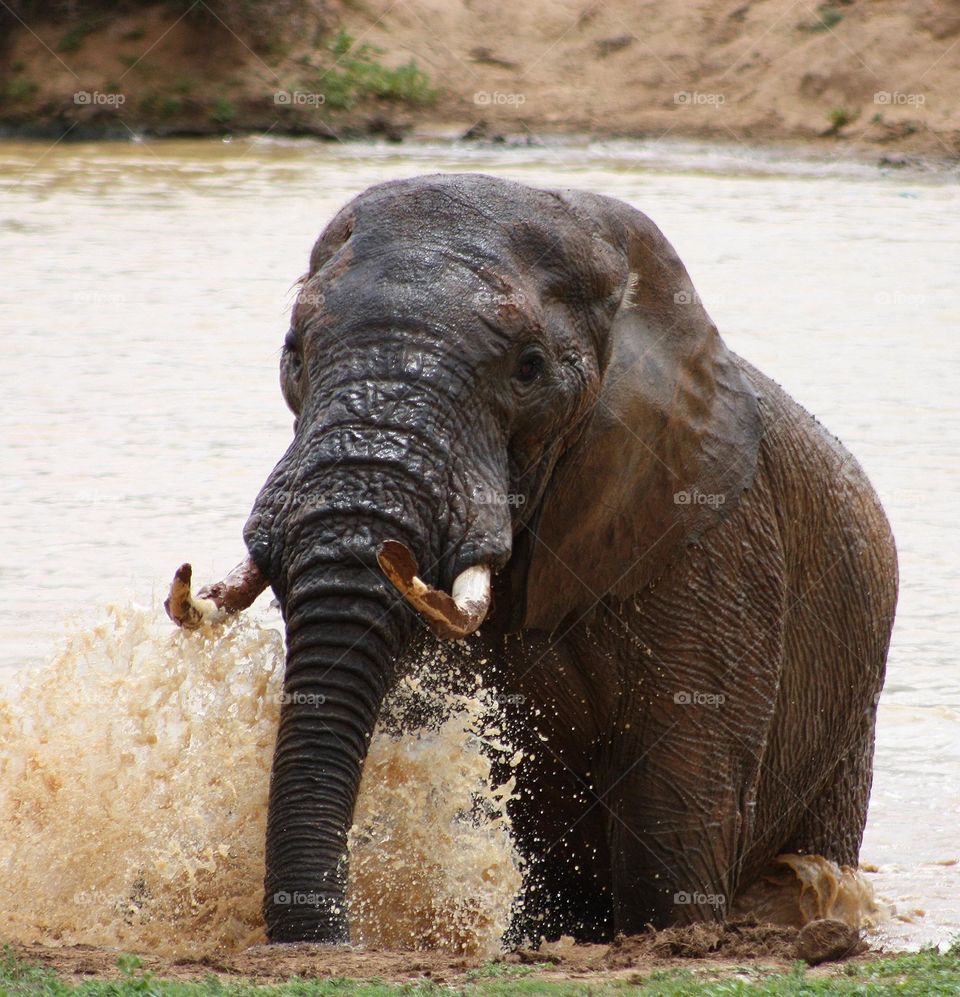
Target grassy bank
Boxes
[4,943,960,996]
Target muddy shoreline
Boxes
[2,127,957,186]
[8,919,882,986]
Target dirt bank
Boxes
[0,0,957,160]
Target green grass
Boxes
[2,943,959,995]
[464,961,551,979]
[139,90,184,117]
[817,7,844,31]
[57,17,103,53]
[302,30,437,111]
[801,4,846,32]
[159,95,184,117]
[797,3,848,33]
[826,106,857,133]
[211,95,236,124]
[4,77,38,102]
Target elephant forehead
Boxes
[318,174,616,284]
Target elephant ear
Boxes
[515,192,763,633]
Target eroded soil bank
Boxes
[0,0,957,164]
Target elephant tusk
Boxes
[376,539,491,641]
[164,557,268,630]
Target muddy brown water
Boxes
[0,137,957,955]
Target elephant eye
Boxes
[280,329,305,415]
[283,330,302,369]
[514,348,546,385]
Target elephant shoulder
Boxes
[733,356,878,501]
[732,356,898,596]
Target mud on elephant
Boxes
[167,173,897,944]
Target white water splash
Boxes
[0,603,521,957]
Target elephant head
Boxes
[170,173,761,942]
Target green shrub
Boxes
[803,4,845,32]
[5,76,38,101]
[58,16,101,51]
[827,106,855,130]
[309,30,436,111]
[211,95,236,124]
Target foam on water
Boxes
[0,603,521,957]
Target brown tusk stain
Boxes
[376,540,490,641]
[164,558,268,630]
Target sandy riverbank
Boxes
[0,0,957,164]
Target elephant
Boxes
[166,173,898,945]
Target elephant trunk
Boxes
[263,555,414,942]
[250,368,514,942]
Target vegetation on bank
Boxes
[4,1,315,31]
[299,31,436,112]
[0,1,435,139]
[3,942,960,996]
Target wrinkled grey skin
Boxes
[242,174,898,944]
